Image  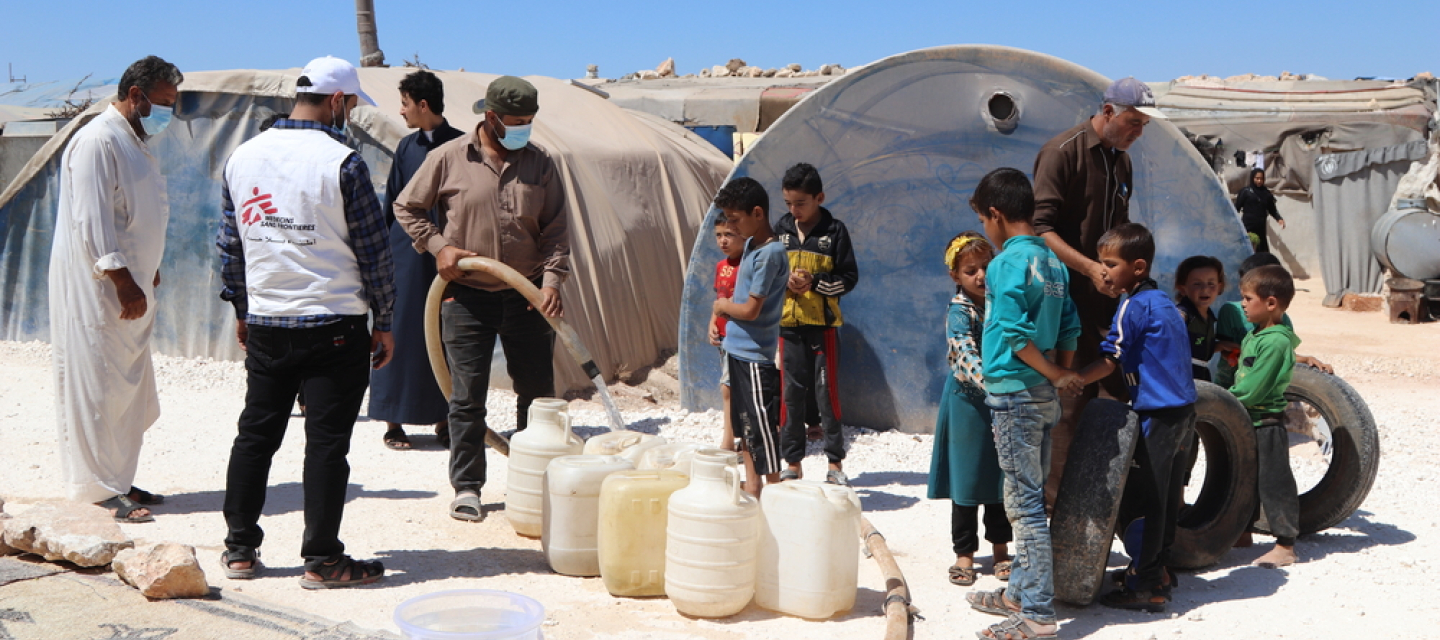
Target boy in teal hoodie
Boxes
[964,168,1080,640]
[1230,264,1302,569]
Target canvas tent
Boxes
[677,45,1252,432]
[0,68,731,394]
[1152,79,1436,290]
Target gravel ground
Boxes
[2,286,1439,639]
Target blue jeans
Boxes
[987,383,1062,625]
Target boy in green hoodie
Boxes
[1229,264,1301,568]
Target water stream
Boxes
[590,374,629,431]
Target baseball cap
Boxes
[485,76,539,117]
[295,56,375,106]
[1103,77,1167,119]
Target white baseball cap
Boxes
[295,56,375,105]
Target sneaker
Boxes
[1099,586,1167,613]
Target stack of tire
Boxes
[1052,367,1379,604]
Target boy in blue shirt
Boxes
[965,168,1079,640]
[1074,223,1197,612]
[712,177,790,497]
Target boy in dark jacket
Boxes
[774,163,859,486]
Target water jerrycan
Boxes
[755,480,862,619]
[636,442,707,474]
[542,455,634,576]
[598,469,690,597]
[583,430,667,464]
[665,450,758,617]
[506,398,584,537]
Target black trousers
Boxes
[224,316,370,568]
[952,503,1012,556]
[1124,404,1196,591]
[442,284,554,494]
[1254,418,1299,545]
[779,326,845,465]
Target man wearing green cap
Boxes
[395,75,570,522]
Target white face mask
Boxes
[140,103,173,137]
[499,123,532,150]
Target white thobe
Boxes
[48,105,169,503]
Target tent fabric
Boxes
[0,69,731,395]
[1311,139,1431,306]
[677,45,1253,432]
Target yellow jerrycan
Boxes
[597,468,689,597]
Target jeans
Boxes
[987,383,1062,625]
[779,326,845,465]
[442,283,555,494]
[224,316,371,568]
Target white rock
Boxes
[113,542,210,599]
[1,501,133,567]
[745,66,765,78]
[786,63,802,72]
[762,68,777,78]
[725,58,746,73]
[638,70,660,80]
[656,57,675,77]
[710,65,730,78]
[775,70,794,78]
[698,68,712,78]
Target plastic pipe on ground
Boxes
[861,516,915,640]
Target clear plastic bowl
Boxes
[393,589,544,640]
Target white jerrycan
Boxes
[506,398,583,537]
[542,454,633,576]
[636,442,707,475]
[664,450,758,617]
[755,479,862,618]
[583,430,667,464]
[597,468,689,597]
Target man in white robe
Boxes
[49,56,183,522]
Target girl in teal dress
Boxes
[927,231,1011,586]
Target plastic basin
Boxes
[394,589,544,639]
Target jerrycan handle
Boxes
[560,412,583,446]
[723,466,742,505]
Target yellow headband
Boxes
[944,236,983,270]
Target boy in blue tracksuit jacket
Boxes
[1075,223,1197,613]
[964,168,1080,640]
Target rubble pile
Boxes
[624,57,846,81]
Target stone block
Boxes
[1,501,132,567]
[113,542,210,599]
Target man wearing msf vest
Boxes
[216,56,395,589]
[394,76,570,523]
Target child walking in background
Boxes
[1230,265,1303,568]
[708,217,745,451]
[927,231,1012,587]
[964,168,1080,640]
[712,178,790,497]
[1174,255,1225,381]
[1072,224,1196,613]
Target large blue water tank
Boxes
[678,45,1250,431]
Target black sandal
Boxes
[300,555,384,590]
[96,495,154,523]
[127,486,165,505]
[382,428,412,451]
[221,548,261,579]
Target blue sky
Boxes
[1,0,1434,86]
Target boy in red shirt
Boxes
[708,216,744,450]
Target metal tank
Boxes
[1371,198,1440,281]
[678,45,1251,431]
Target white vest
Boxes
[224,128,367,319]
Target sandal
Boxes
[994,560,1012,582]
[450,491,484,522]
[383,428,412,451]
[96,495,154,523]
[127,486,165,506]
[967,587,1021,617]
[779,468,800,482]
[221,548,261,579]
[949,564,978,586]
[299,555,384,590]
[825,469,850,487]
[977,614,1058,640]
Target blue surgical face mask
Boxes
[499,123,532,150]
[141,103,173,137]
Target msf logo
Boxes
[240,187,278,225]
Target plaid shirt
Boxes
[217,119,395,330]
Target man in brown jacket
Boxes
[1031,77,1165,506]
[394,76,569,522]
